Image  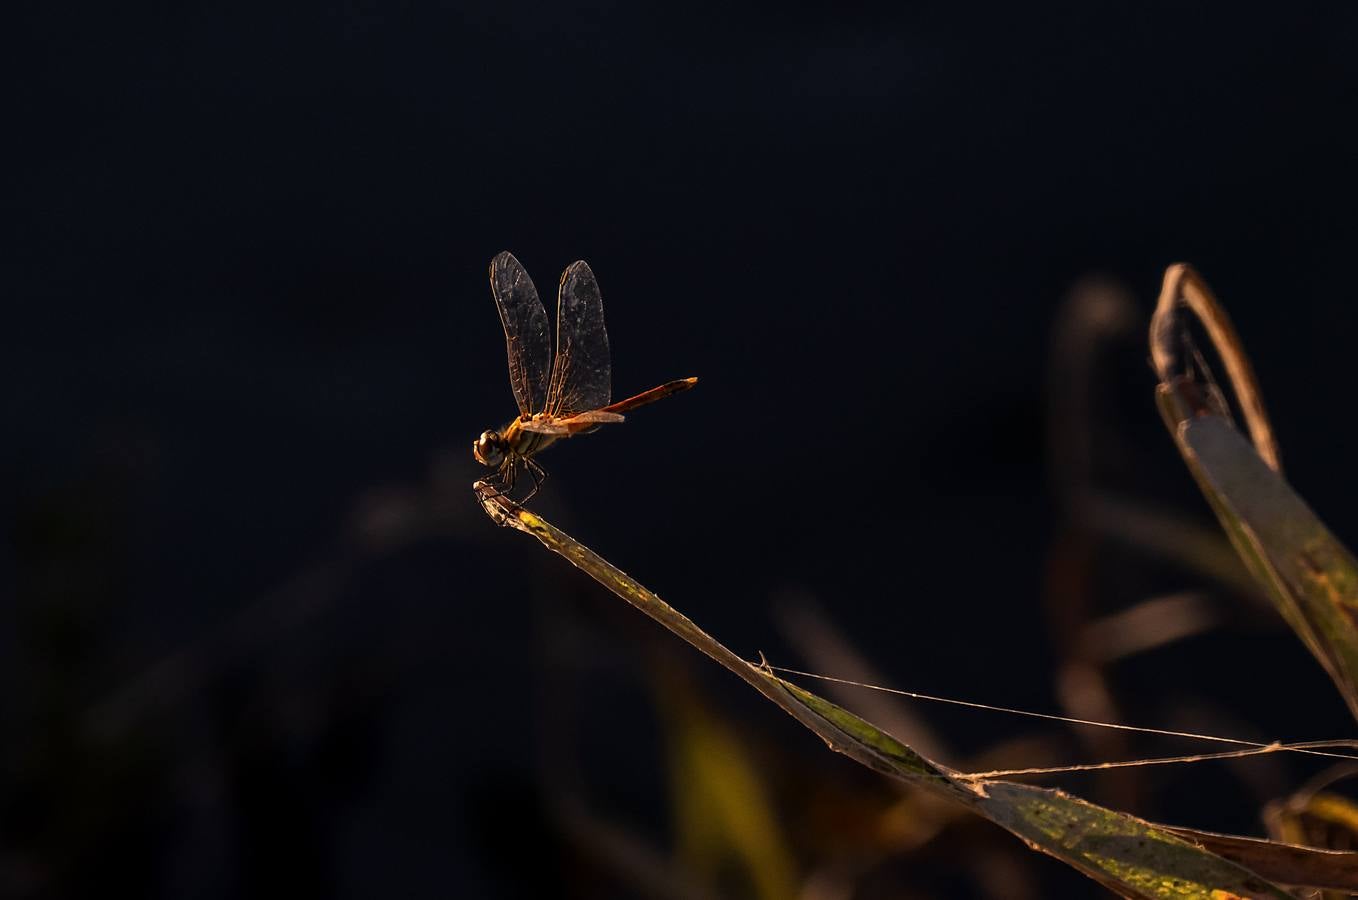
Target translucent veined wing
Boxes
[546,261,612,417]
[556,410,625,425]
[516,420,570,436]
[518,410,624,436]
[490,251,552,418]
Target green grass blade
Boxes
[474,483,1293,898]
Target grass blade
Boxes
[1164,825,1358,892]
[474,483,1294,898]
[1157,393,1358,721]
[1149,264,1358,722]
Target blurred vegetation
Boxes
[15,266,1358,897]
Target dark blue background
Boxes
[10,2,1358,896]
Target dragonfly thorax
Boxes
[473,429,506,467]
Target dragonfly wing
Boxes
[557,410,625,425]
[517,419,572,435]
[546,261,612,417]
[490,251,552,417]
[519,411,624,437]
[523,410,625,438]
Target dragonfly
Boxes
[473,251,697,500]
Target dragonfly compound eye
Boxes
[473,430,505,467]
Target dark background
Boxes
[10,2,1358,897]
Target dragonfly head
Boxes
[473,429,506,467]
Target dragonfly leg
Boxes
[521,457,548,503]
[480,459,516,499]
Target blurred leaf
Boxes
[661,676,799,900]
[476,484,1298,899]
[1268,791,1358,850]
[552,797,717,900]
[1260,778,1358,898]
[1264,768,1358,866]
[1296,793,1358,837]
[1085,493,1259,600]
